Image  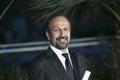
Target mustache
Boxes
[56,36,68,40]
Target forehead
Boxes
[49,16,70,28]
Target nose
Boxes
[60,29,65,36]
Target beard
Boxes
[55,36,69,49]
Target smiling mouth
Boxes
[57,36,67,41]
[60,38,66,42]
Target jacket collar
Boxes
[46,47,81,80]
[46,47,68,80]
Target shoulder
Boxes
[76,52,86,61]
[33,51,47,62]
[29,51,48,67]
[70,50,86,60]
[70,50,87,68]
[28,51,48,79]
[30,47,54,65]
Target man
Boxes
[29,15,87,80]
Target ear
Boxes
[46,31,50,40]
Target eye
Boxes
[64,28,70,31]
[52,28,60,32]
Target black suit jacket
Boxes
[29,47,87,80]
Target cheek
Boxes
[67,32,71,37]
[68,33,71,40]
[50,33,58,40]
[51,32,59,38]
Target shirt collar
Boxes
[50,44,73,67]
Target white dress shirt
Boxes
[50,45,73,70]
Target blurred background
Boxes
[0,0,120,80]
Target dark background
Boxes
[0,0,115,44]
[0,0,115,80]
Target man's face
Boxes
[46,16,71,50]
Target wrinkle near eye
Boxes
[50,26,70,33]
[64,28,70,31]
[53,27,60,32]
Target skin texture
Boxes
[46,16,71,52]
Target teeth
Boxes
[61,39,65,40]
[60,39,66,42]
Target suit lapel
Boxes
[46,47,68,80]
[70,51,81,80]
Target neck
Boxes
[60,48,67,52]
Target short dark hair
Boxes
[45,14,70,33]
